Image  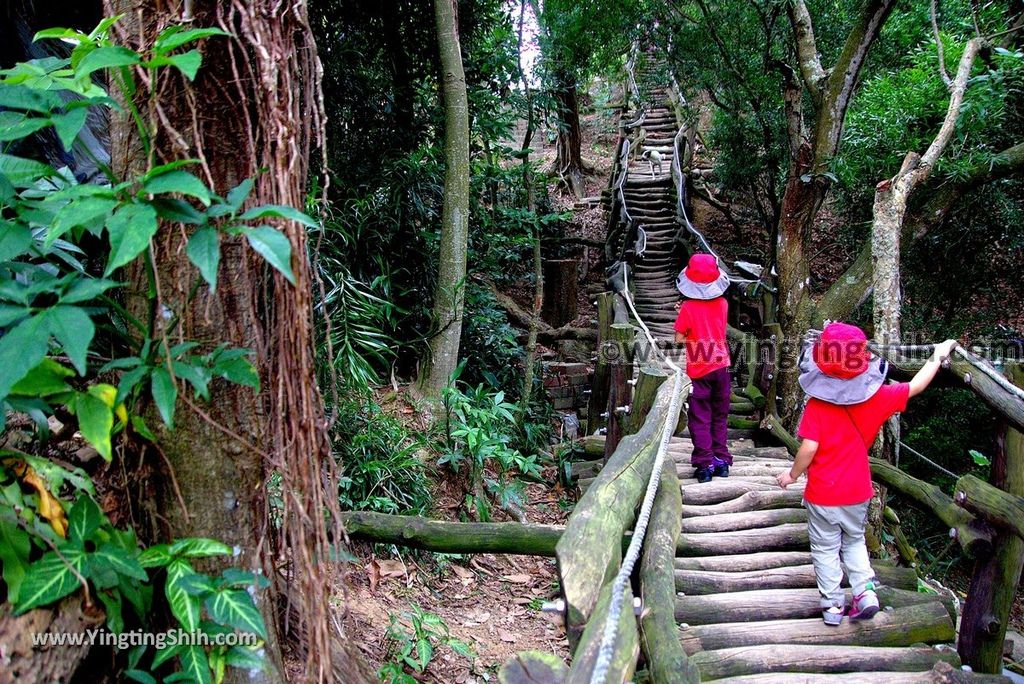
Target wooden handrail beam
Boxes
[955,474,1024,541]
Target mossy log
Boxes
[761,413,800,455]
[870,459,993,557]
[675,586,956,626]
[740,384,766,409]
[674,563,919,594]
[690,644,960,680]
[682,480,804,506]
[729,401,756,415]
[629,366,670,435]
[707,665,998,684]
[566,581,639,683]
[340,511,563,556]
[678,602,954,654]
[604,323,636,459]
[639,459,700,684]
[681,489,805,517]
[954,474,1024,540]
[556,380,677,646]
[676,522,809,556]
[728,415,761,430]
[674,551,812,572]
[498,652,567,684]
[678,508,807,533]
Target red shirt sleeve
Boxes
[873,382,910,419]
[797,400,822,442]
[673,302,690,336]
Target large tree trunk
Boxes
[418,0,471,399]
[554,73,585,198]
[107,3,368,682]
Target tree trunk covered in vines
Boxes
[419,0,471,400]
[106,2,368,682]
[554,73,585,198]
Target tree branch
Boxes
[931,0,953,88]
[916,38,982,173]
[787,0,827,97]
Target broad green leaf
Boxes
[0,112,51,141]
[150,366,177,427]
[105,203,158,275]
[0,313,51,399]
[143,169,211,206]
[61,277,118,304]
[76,46,140,77]
[165,558,201,632]
[415,639,433,671]
[123,669,156,684]
[67,495,102,546]
[0,222,33,261]
[97,588,125,634]
[0,304,28,327]
[151,198,206,225]
[167,50,202,81]
[50,196,118,247]
[242,226,294,284]
[177,645,212,684]
[224,645,266,670]
[226,178,254,211]
[15,548,85,613]
[74,392,113,461]
[155,27,231,54]
[218,568,267,589]
[172,360,211,400]
[0,153,54,187]
[94,543,148,581]
[33,26,87,42]
[129,414,157,442]
[204,589,267,638]
[176,572,216,597]
[45,305,94,375]
[0,84,62,113]
[51,108,89,151]
[168,537,231,558]
[0,516,30,603]
[186,227,220,290]
[213,356,259,389]
[138,543,172,568]
[239,204,318,228]
[151,641,184,669]
[969,449,991,466]
[143,160,198,178]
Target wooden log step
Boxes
[683,480,805,506]
[679,476,784,487]
[679,508,807,533]
[676,523,808,557]
[674,563,920,594]
[690,644,960,681]
[674,587,956,626]
[678,603,955,655]
[705,672,978,684]
[674,551,811,571]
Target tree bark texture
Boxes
[419,0,471,398]
[554,73,585,198]
[541,259,579,327]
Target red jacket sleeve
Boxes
[673,302,690,336]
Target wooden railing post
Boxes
[604,323,636,462]
[626,365,669,435]
[587,293,615,434]
[958,364,1024,673]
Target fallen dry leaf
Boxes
[502,574,531,584]
[499,628,517,643]
[365,560,380,594]
[378,559,405,578]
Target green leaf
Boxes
[0,84,63,113]
[151,641,183,669]
[15,548,85,613]
[0,222,32,261]
[123,670,157,684]
[969,449,990,466]
[50,196,118,247]
[76,46,140,77]
[0,516,30,603]
[242,226,295,284]
[213,356,259,389]
[61,277,119,304]
[204,589,267,638]
[169,537,231,558]
[149,366,177,428]
[105,203,158,276]
[138,544,172,568]
[143,169,212,206]
[173,360,211,400]
[155,27,231,54]
[415,639,433,671]
[176,572,216,597]
[0,313,51,399]
[0,304,28,327]
[67,495,102,546]
[94,543,148,581]
[45,305,94,375]
[51,108,89,151]
[0,113,51,142]
[10,358,73,397]
[151,198,206,225]
[186,227,220,290]
[166,558,201,632]
[239,204,318,228]
[130,414,157,442]
[167,50,203,81]
[97,589,125,634]
[224,645,266,670]
[74,392,114,461]
[226,178,254,211]
[0,153,54,187]
[177,645,212,684]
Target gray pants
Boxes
[805,500,877,610]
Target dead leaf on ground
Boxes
[498,628,517,643]
[378,559,405,578]
[365,559,380,593]
[502,574,532,584]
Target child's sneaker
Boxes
[822,606,843,626]
[694,467,713,483]
[849,588,879,621]
[712,462,729,477]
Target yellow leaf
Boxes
[89,383,127,424]
[10,460,68,537]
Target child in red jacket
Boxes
[777,322,956,625]
[674,254,732,484]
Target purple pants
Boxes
[688,367,732,468]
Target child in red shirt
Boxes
[777,322,956,625]
[674,254,732,484]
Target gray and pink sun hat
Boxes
[676,253,730,300]
[798,322,889,405]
